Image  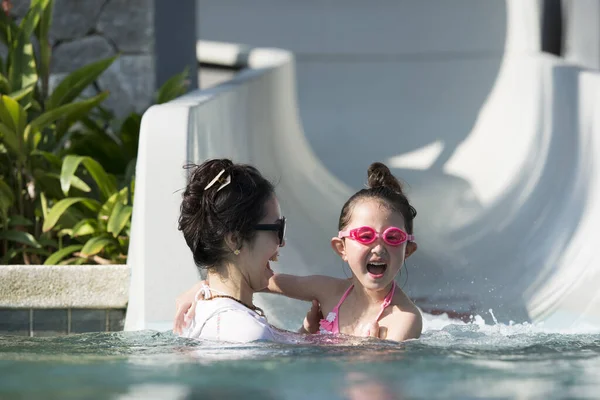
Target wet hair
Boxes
[178,159,275,270]
[338,162,417,235]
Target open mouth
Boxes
[266,252,279,273]
[367,262,387,278]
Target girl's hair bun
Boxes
[367,162,404,194]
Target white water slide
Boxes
[125,2,600,332]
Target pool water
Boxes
[1,315,599,399]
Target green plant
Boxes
[36,70,189,265]
[0,0,116,264]
[0,0,190,265]
[40,155,133,265]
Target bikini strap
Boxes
[194,282,212,302]
[332,285,354,313]
[375,281,396,321]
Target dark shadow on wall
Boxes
[541,0,563,56]
[293,4,587,324]
[293,4,509,318]
[297,4,508,191]
[402,64,584,325]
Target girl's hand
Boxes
[298,300,323,334]
[173,280,206,334]
[364,321,380,338]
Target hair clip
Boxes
[204,169,231,192]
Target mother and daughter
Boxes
[173,158,422,343]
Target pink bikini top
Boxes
[319,281,396,334]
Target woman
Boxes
[176,158,324,342]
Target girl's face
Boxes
[238,195,284,291]
[331,199,417,291]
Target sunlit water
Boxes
[1,314,599,399]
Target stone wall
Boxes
[9,0,155,118]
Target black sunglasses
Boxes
[254,217,286,246]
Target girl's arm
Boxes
[173,280,206,334]
[267,273,344,303]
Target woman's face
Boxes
[239,194,284,291]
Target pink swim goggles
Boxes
[338,226,415,246]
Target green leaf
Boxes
[60,155,85,196]
[0,121,20,156]
[107,204,132,237]
[44,244,83,265]
[42,197,102,232]
[53,96,112,144]
[33,0,52,98]
[47,55,116,110]
[0,94,26,135]
[0,177,14,212]
[80,235,115,257]
[45,172,91,193]
[61,257,87,265]
[0,8,19,48]
[0,95,26,158]
[0,230,41,248]
[3,247,50,264]
[98,186,128,227]
[71,218,98,237]
[38,237,58,248]
[60,155,116,201]
[156,67,189,104]
[59,129,126,175]
[0,72,11,94]
[40,191,48,219]
[8,83,34,100]
[9,82,35,109]
[31,150,62,169]
[9,3,41,92]
[57,228,72,237]
[7,215,33,227]
[123,157,136,203]
[29,91,109,131]
[119,112,141,159]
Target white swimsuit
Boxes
[181,286,278,343]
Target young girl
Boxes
[268,162,421,341]
[175,162,421,342]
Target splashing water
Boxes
[0,313,599,399]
